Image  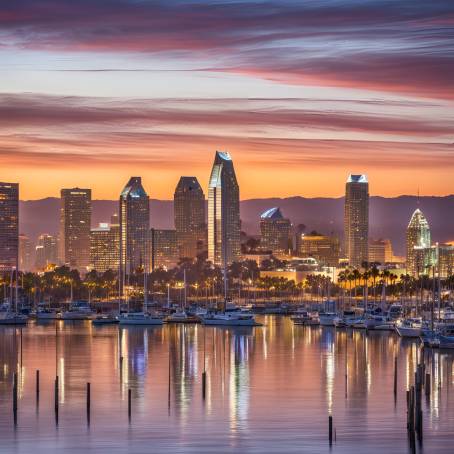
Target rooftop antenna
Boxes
[417,188,420,206]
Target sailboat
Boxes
[119,263,163,326]
[201,257,260,327]
[0,268,28,325]
[166,269,199,323]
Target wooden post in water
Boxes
[36,370,40,403]
[393,356,397,400]
[328,415,333,446]
[425,373,430,398]
[86,382,91,425]
[20,328,23,371]
[13,372,18,426]
[202,371,206,400]
[128,388,132,422]
[54,375,59,425]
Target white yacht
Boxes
[61,301,93,320]
[202,312,260,326]
[0,302,28,325]
[396,318,422,338]
[36,306,61,320]
[92,314,119,325]
[119,312,163,326]
[319,312,337,326]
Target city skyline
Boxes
[1,0,453,200]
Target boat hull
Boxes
[396,326,421,338]
[119,318,163,326]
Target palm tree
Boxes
[370,265,380,303]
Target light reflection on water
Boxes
[0,317,453,453]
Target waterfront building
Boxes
[344,174,369,268]
[406,208,431,276]
[60,188,91,272]
[259,207,291,256]
[369,238,394,264]
[19,234,33,271]
[90,216,120,273]
[208,151,241,266]
[297,233,340,267]
[174,176,206,260]
[119,177,150,278]
[151,229,179,270]
[35,234,58,270]
[0,182,19,271]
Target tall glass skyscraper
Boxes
[344,174,369,268]
[119,177,150,280]
[208,151,241,266]
[406,208,431,276]
[60,188,91,272]
[174,176,206,260]
[0,182,19,271]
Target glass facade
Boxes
[259,207,291,256]
[406,208,431,276]
[174,176,206,259]
[344,175,369,268]
[35,234,58,271]
[60,188,91,272]
[208,151,241,266]
[119,177,150,278]
[0,182,18,271]
[90,220,120,273]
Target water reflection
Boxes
[0,318,453,453]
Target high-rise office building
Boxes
[297,233,340,267]
[208,151,241,266]
[0,182,19,271]
[60,188,91,272]
[90,215,120,273]
[406,208,431,276]
[151,229,179,270]
[174,176,206,260]
[19,234,33,271]
[259,207,291,256]
[344,174,369,268]
[35,234,58,270]
[120,177,149,278]
[369,238,394,264]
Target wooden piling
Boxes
[54,376,59,425]
[202,371,206,400]
[425,373,430,398]
[393,356,397,399]
[13,372,18,426]
[86,382,91,425]
[328,415,333,446]
[36,370,40,402]
[128,388,132,422]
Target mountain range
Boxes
[19,196,454,255]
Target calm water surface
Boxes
[0,316,453,453]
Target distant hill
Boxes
[19,195,454,255]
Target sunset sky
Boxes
[1,0,453,200]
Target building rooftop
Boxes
[260,207,284,220]
[121,177,147,199]
[347,174,368,183]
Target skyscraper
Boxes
[259,207,291,256]
[297,233,340,267]
[60,188,91,272]
[344,174,369,268]
[19,234,33,271]
[90,217,120,273]
[0,182,19,271]
[406,208,431,276]
[150,228,179,270]
[174,176,206,260]
[120,177,149,278]
[35,234,58,270]
[208,151,241,266]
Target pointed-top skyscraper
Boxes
[344,174,369,268]
[120,177,149,280]
[208,151,241,266]
[174,176,206,260]
[406,208,431,276]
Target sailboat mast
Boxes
[183,268,187,309]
